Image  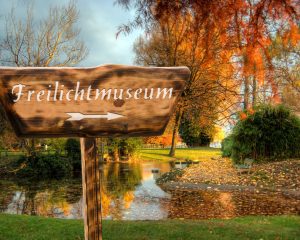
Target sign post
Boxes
[0,64,190,240]
[81,138,102,240]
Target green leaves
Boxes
[226,104,300,163]
[179,116,213,147]
[16,154,72,179]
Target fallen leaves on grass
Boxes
[180,158,300,192]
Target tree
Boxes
[117,0,299,155]
[65,138,81,172]
[133,15,238,156]
[0,0,88,154]
[144,134,178,148]
[0,105,19,150]
[0,0,88,67]
[268,26,300,112]
[179,119,212,147]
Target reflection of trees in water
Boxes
[0,163,143,219]
[22,187,37,215]
[0,179,82,218]
[102,163,141,197]
[3,167,299,220]
[0,181,17,212]
[100,163,142,219]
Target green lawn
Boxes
[139,147,221,161]
[0,151,24,162]
[0,214,299,240]
[0,148,221,162]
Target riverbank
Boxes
[0,214,299,240]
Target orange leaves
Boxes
[144,134,181,147]
[130,0,298,114]
[283,24,300,46]
[239,108,255,120]
[239,112,248,120]
[272,94,282,104]
[247,108,255,115]
[242,44,268,86]
[160,134,174,147]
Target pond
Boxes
[0,161,299,220]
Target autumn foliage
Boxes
[118,0,299,155]
[144,134,181,148]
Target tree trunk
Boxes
[243,76,249,110]
[169,108,183,157]
[25,138,36,156]
[252,76,257,107]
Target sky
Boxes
[0,0,143,67]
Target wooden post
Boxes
[80,138,102,240]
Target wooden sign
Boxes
[0,65,189,137]
[0,64,190,240]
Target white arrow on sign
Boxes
[66,112,124,121]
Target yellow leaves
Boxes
[100,190,111,217]
[181,156,300,194]
[213,126,225,142]
[181,157,239,185]
[123,191,134,209]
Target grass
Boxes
[0,148,221,162]
[0,214,299,240]
[139,147,221,161]
[0,151,24,163]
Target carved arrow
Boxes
[66,112,124,121]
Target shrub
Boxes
[16,154,72,179]
[65,138,81,172]
[229,104,300,163]
[119,138,142,158]
[221,135,233,157]
[107,138,142,160]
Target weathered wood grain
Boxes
[81,138,102,240]
[0,65,189,137]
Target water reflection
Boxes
[0,161,299,220]
[0,180,82,218]
[0,162,172,220]
[101,162,142,220]
[164,189,300,219]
